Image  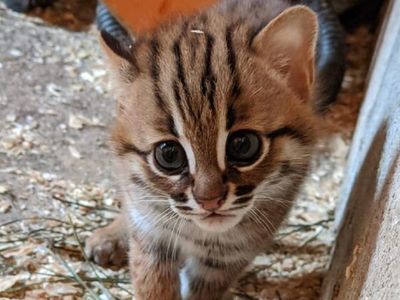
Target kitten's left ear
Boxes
[252,6,318,102]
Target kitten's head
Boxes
[104,6,320,233]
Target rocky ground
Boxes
[0,1,375,299]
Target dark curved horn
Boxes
[96,2,134,43]
[304,0,346,112]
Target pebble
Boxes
[282,258,294,271]
[0,185,9,194]
[68,114,85,130]
[42,173,57,181]
[6,114,16,122]
[0,202,12,213]
[80,72,94,82]
[46,83,62,97]
[68,146,81,159]
[9,49,23,57]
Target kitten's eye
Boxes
[154,141,187,173]
[226,131,261,166]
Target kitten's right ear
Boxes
[252,6,318,102]
[100,30,134,64]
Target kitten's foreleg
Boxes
[129,236,182,300]
[181,257,249,300]
[85,213,129,267]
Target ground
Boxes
[0,1,375,299]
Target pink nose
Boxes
[200,198,225,212]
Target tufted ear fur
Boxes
[252,6,318,102]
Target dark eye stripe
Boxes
[175,205,192,211]
[116,141,150,158]
[266,127,308,144]
[233,196,253,205]
[235,185,255,196]
[171,193,188,203]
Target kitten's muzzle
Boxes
[192,173,227,212]
[193,185,228,212]
[199,198,225,212]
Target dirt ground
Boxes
[0,1,376,299]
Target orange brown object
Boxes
[103,0,218,33]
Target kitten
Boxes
[86,0,330,299]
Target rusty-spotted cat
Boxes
[86,0,344,299]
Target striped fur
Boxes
[87,1,324,299]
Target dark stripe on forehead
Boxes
[149,39,179,136]
[201,33,217,112]
[173,38,190,100]
[149,38,168,114]
[225,26,241,130]
[225,25,241,99]
[172,24,201,121]
[267,127,309,144]
[226,105,236,130]
[167,115,178,137]
[172,79,186,119]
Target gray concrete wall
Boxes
[321,0,400,299]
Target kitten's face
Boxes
[108,7,319,233]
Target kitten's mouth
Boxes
[191,211,243,232]
[202,212,234,220]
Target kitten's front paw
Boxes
[85,224,128,268]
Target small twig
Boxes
[300,227,324,248]
[0,217,70,228]
[53,194,119,213]
[36,271,131,284]
[286,218,333,229]
[276,218,333,240]
[0,279,80,295]
[68,214,115,299]
[46,248,101,300]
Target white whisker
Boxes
[152,209,177,228]
[253,207,277,234]
[249,209,272,235]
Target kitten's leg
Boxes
[182,257,249,300]
[129,236,181,300]
[85,213,129,268]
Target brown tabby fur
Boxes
[86,0,323,299]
